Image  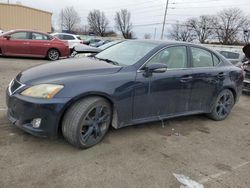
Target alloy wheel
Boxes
[48,49,59,60]
[215,92,234,118]
[80,105,111,146]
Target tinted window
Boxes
[191,47,213,67]
[10,32,30,40]
[31,32,50,40]
[54,34,63,39]
[63,35,75,40]
[147,46,187,69]
[96,41,157,66]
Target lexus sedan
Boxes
[6,40,243,148]
[0,30,70,60]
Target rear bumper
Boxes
[6,91,70,138]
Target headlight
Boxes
[21,84,64,99]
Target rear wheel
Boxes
[208,89,235,121]
[47,49,59,61]
[62,97,112,149]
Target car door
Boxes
[188,46,224,112]
[29,32,52,57]
[2,31,31,56]
[133,45,193,120]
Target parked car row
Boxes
[0,29,115,60]
[0,30,70,60]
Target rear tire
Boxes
[208,89,234,121]
[62,97,112,149]
[47,49,59,61]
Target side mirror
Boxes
[4,35,11,40]
[144,63,167,77]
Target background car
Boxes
[6,40,243,148]
[97,40,123,51]
[89,40,111,47]
[218,50,246,65]
[51,33,84,52]
[73,40,124,58]
[0,30,70,60]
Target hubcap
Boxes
[216,93,233,117]
[80,105,110,145]
[49,50,59,60]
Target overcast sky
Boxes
[1,0,250,38]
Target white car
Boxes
[51,33,84,51]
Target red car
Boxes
[0,30,70,60]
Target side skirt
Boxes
[117,110,205,129]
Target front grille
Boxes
[8,79,25,95]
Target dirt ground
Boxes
[0,57,250,188]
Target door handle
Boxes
[180,75,193,82]
[23,42,30,45]
[217,72,226,78]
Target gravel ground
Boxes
[0,57,250,188]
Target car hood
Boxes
[17,57,122,85]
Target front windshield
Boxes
[95,40,157,66]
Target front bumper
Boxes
[6,91,70,138]
[243,79,250,93]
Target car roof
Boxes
[123,40,213,49]
[52,32,77,36]
[3,29,51,36]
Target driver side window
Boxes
[147,46,187,69]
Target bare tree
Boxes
[187,15,214,43]
[87,10,109,37]
[169,23,194,42]
[114,9,133,39]
[242,20,250,44]
[212,8,247,44]
[144,33,152,39]
[59,6,81,32]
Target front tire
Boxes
[47,49,59,61]
[62,97,112,149]
[208,89,235,121]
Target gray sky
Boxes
[2,0,250,38]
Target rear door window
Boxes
[31,32,50,40]
[63,35,75,40]
[191,47,214,67]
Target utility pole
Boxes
[160,0,169,40]
[154,27,157,40]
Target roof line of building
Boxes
[0,3,53,15]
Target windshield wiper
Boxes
[95,57,119,66]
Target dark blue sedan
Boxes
[6,40,244,148]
